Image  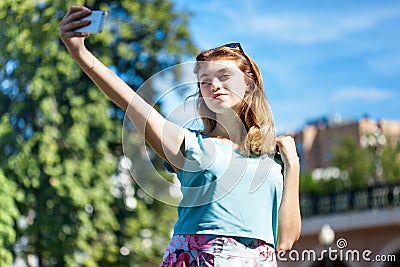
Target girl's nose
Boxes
[211,77,222,92]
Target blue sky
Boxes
[169,0,400,133]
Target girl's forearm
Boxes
[71,48,162,146]
[277,160,301,251]
[71,47,135,111]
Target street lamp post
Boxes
[318,224,335,267]
[360,125,387,184]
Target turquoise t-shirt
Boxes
[165,128,283,247]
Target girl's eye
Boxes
[219,73,232,80]
[200,80,211,86]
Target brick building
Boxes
[293,117,400,174]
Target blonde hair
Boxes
[193,45,276,155]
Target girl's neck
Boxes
[209,111,246,144]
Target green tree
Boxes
[381,140,400,184]
[0,0,195,266]
[332,136,400,187]
[332,136,374,188]
[300,136,400,198]
[300,136,373,196]
[0,170,20,267]
[299,172,348,196]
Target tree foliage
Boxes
[381,140,400,184]
[331,137,374,188]
[0,170,19,266]
[332,136,400,187]
[300,136,400,196]
[0,0,195,266]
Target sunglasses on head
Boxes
[222,42,243,51]
[221,43,257,83]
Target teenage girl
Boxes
[60,6,301,266]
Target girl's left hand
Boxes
[59,6,92,55]
[276,136,299,167]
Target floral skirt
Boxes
[160,234,277,267]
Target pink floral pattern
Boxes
[160,234,277,267]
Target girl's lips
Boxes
[212,93,227,99]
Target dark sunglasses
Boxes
[222,43,257,83]
[222,42,244,51]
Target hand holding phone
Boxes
[74,10,107,33]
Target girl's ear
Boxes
[245,81,253,93]
[245,75,255,90]
[245,85,250,95]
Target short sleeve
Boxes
[163,128,203,173]
[182,128,203,162]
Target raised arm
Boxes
[276,136,301,252]
[59,6,184,169]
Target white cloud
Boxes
[236,5,400,44]
[330,87,393,103]
[186,1,400,50]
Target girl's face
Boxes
[198,59,247,114]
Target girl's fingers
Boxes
[60,7,92,38]
[63,6,90,20]
[61,19,90,32]
[61,31,90,39]
[276,136,296,154]
[276,136,298,162]
[276,136,295,148]
[65,9,91,24]
[60,22,90,39]
[61,7,91,29]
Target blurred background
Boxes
[0,0,399,266]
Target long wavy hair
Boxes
[193,45,276,155]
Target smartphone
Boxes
[75,10,107,33]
